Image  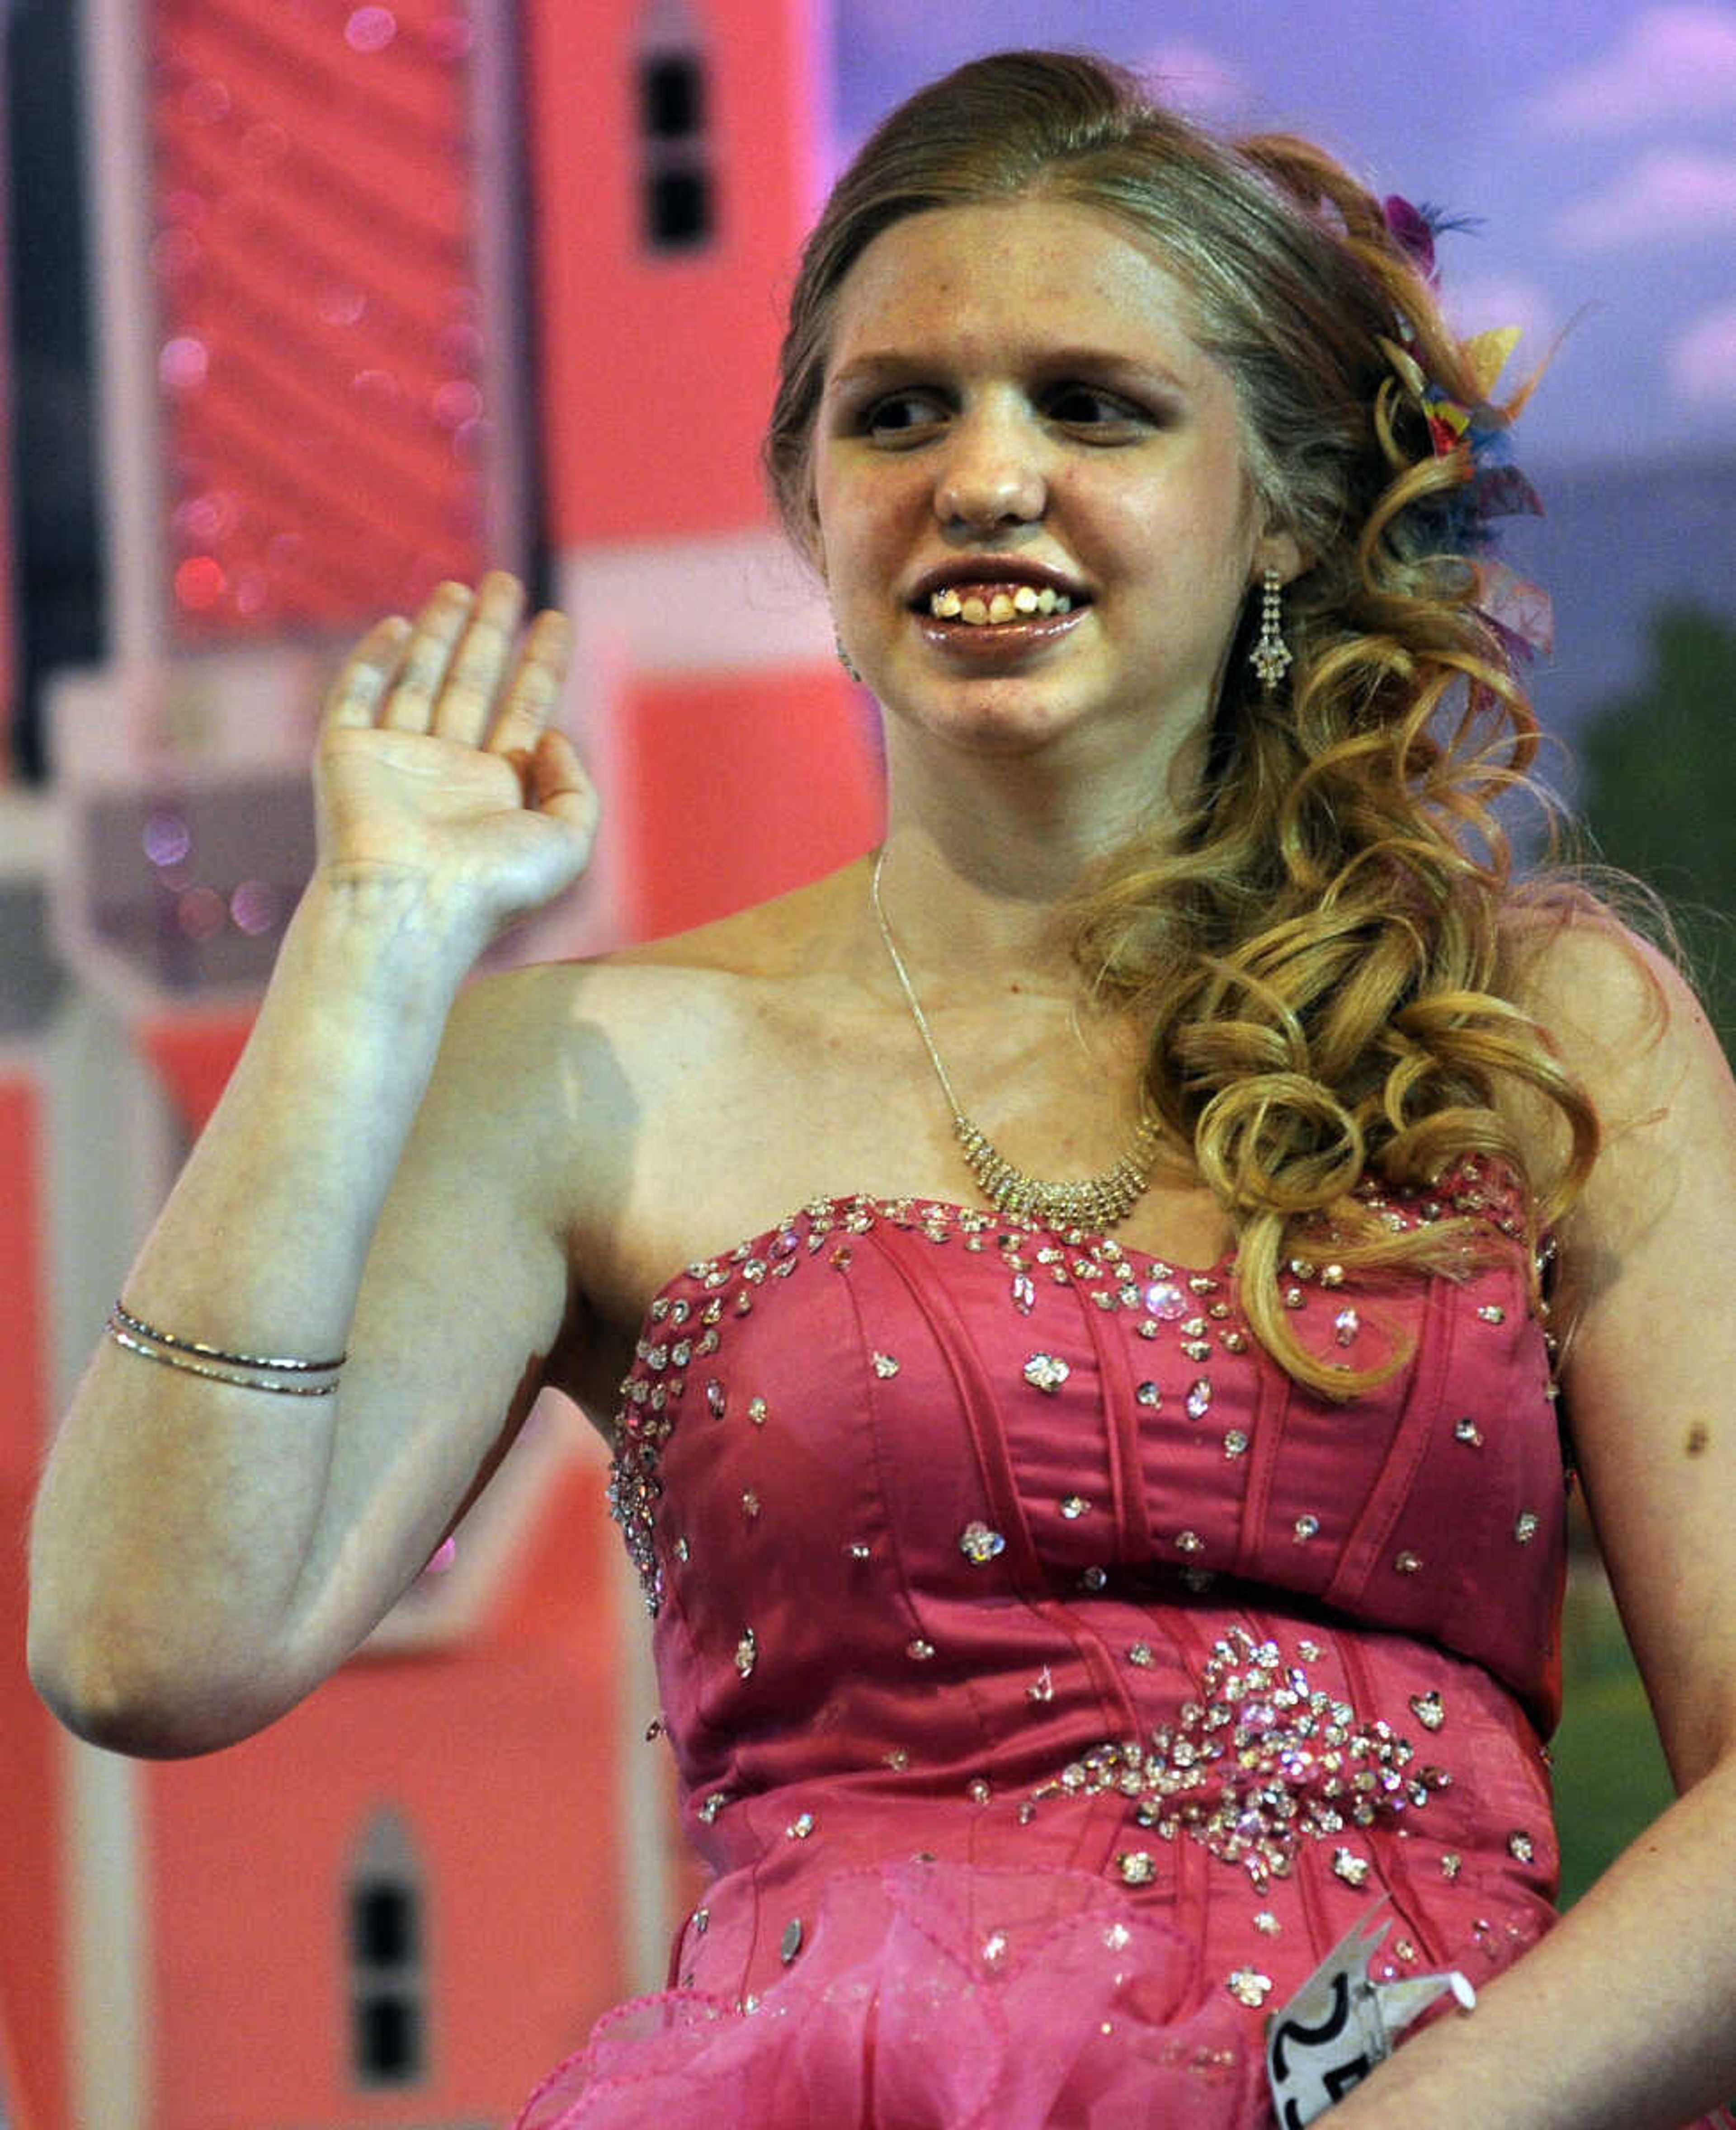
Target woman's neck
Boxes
[870,749,1195,999]
[866,832,1080,999]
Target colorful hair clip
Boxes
[1375,204,1552,665]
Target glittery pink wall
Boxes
[149,0,499,639]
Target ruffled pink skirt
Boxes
[511,1860,1263,2129]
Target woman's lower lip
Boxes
[913,607,1089,660]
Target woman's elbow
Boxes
[26,1607,289,1759]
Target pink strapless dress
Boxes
[512,1165,1715,2127]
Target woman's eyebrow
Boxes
[1026,344,1195,393]
[824,343,1195,397]
[823,351,926,396]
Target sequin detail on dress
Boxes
[1027,1626,1449,1889]
[606,1193,1247,1616]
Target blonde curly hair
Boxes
[766,51,1599,1394]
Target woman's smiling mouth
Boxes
[913,592,1090,660]
[909,563,1092,655]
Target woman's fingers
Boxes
[487,609,573,758]
[528,729,600,836]
[434,572,525,745]
[381,583,474,730]
[323,616,411,732]
[326,581,574,777]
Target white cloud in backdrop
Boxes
[1555,149,1736,249]
[1532,4,1736,131]
[1134,41,1254,119]
[1670,301,1736,405]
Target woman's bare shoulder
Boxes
[1494,888,1735,1257]
[516,862,879,1134]
[1496,890,1686,1097]
[439,861,887,1332]
[454,858,871,1047]
[594,857,873,982]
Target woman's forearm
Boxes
[27,869,477,1750]
[1328,1750,1736,2129]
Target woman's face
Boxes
[811,196,1298,767]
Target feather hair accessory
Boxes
[1377,194,1553,667]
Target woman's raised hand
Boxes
[317,573,597,954]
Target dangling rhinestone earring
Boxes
[835,631,862,683]
[1249,568,1292,691]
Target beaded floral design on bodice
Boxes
[604,1164,1566,2025]
[1028,1621,1453,1893]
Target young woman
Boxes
[30,51,1736,2129]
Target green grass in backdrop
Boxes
[1552,1565,1674,1908]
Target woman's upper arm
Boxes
[1531,919,1736,1785]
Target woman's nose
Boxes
[934,408,1046,532]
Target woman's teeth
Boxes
[928,585,1072,624]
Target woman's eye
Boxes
[1045,385,1147,431]
[862,391,948,438]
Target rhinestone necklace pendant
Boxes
[955,1114,1162,1232]
[871,848,1161,1235]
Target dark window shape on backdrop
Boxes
[637,11,714,253]
[347,1808,428,2088]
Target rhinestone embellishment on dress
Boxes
[958,1521,1007,1565]
[1023,1353,1071,1395]
[1027,1626,1447,1889]
[1333,1847,1372,1887]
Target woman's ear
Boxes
[798,478,827,580]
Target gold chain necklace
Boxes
[869,848,1161,1233]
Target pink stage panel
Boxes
[620,667,882,941]
[524,0,826,545]
[0,1074,72,2130]
[149,0,503,639]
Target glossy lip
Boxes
[912,602,1090,662]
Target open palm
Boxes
[317,574,598,947]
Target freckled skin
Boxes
[811,198,1299,788]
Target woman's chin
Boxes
[877,686,1087,759]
